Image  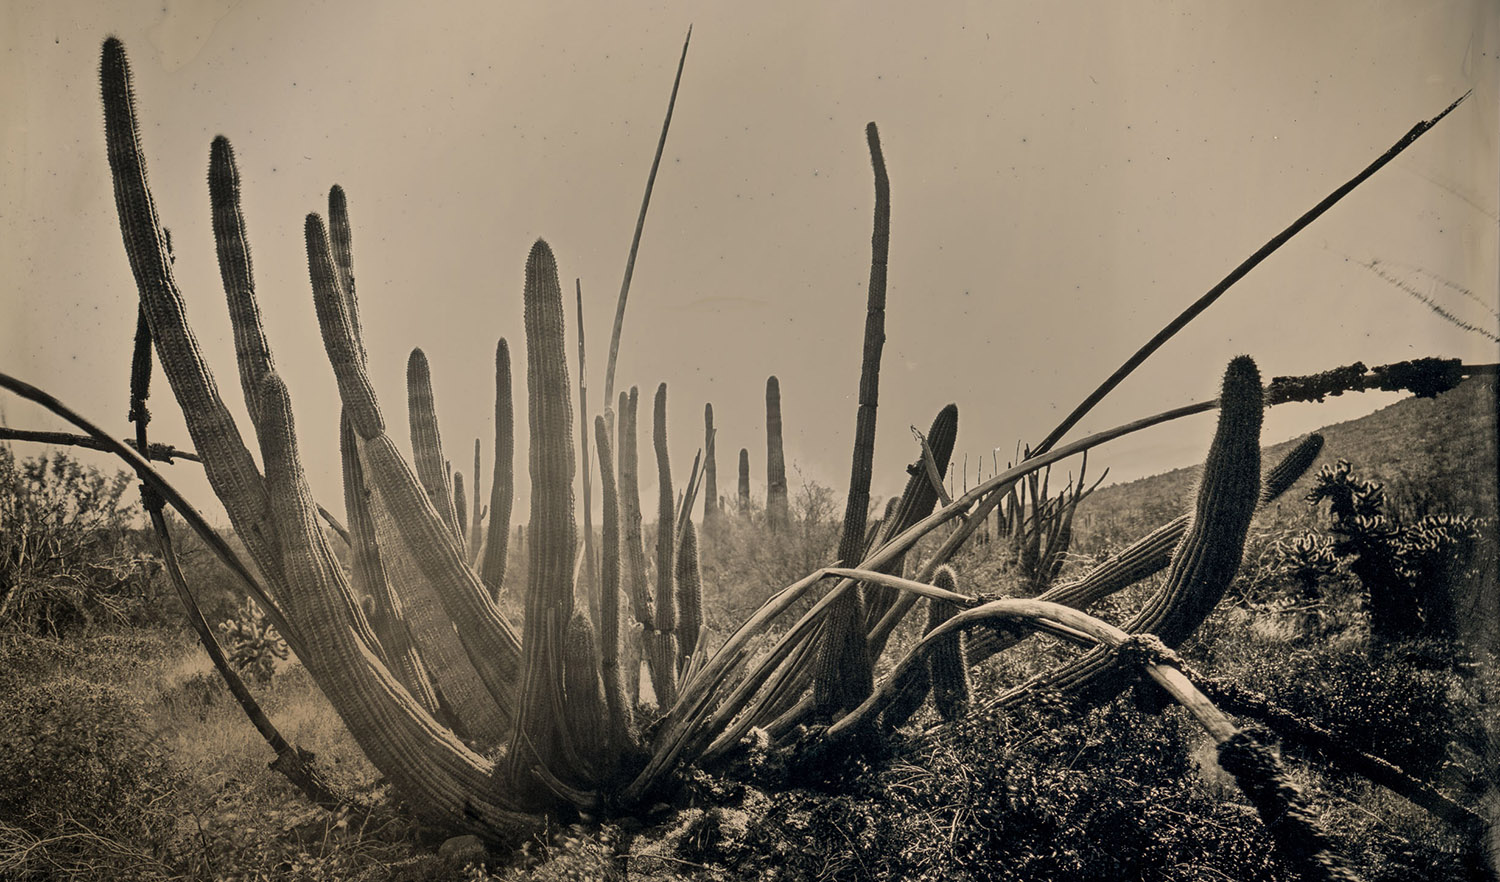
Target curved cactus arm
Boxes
[327,185,364,361]
[102,39,285,593]
[966,432,1326,666]
[308,214,521,739]
[340,412,438,714]
[481,339,515,598]
[506,239,581,799]
[986,356,1264,711]
[254,370,538,837]
[208,136,274,436]
[407,349,464,541]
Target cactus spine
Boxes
[765,376,788,532]
[481,339,514,599]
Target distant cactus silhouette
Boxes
[765,376,788,531]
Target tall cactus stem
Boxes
[676,517,704,665]
[765,376,788,531]
[737,448,751,513]
[407,348,463,542]
[481,339,515,599]
[703,403,720,527]
[594,413,633,745]
[576,278,599,628]
[507,239,579,800]
[649,382,679,706]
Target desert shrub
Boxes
[733,700,1290,881]
[0,676,181,879]
[1306,460,1497,643]
[0,448,161,636]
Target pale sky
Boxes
[3,1,1496,527]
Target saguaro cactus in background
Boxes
[765,376,788,531]
[481,339,514,599]
[703,403,720,526]
[75,38,1475,866]
[737,447,750,512]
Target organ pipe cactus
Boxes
[703,403,720,526]
[78,37,1475,861]
[480,339,514,599]
[765,376,789,531]
[737,447,751,512]
[925,565,969,722]
[649,382,679,706]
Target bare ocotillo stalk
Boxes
[602,26,693,418]
[765,376,788,532]
[577,279,599,626]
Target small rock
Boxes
[438,833,487,867]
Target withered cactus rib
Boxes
[765,376,788,531]
[649,382,680,706]
[481,339,515,598]
[508,239,580,799]
[594,413,633,745]
[815,121,889,716]
[991,356,1264,709]
[407,348,464,542]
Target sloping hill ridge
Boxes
[1072,376,1499,550]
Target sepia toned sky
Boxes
[2,1,1496,527]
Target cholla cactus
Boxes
[217,597,288,683]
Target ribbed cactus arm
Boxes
[987,356,1264,709]
[102,39,285,599]
[481,339,515,597]
[508,239,580,798]
[255,370,536,837]
[208,135,274,435]
[407,349,464,542]
[594,413,633,746]
[648,382,680,706]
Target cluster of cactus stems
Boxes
[56,36,1485,867]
